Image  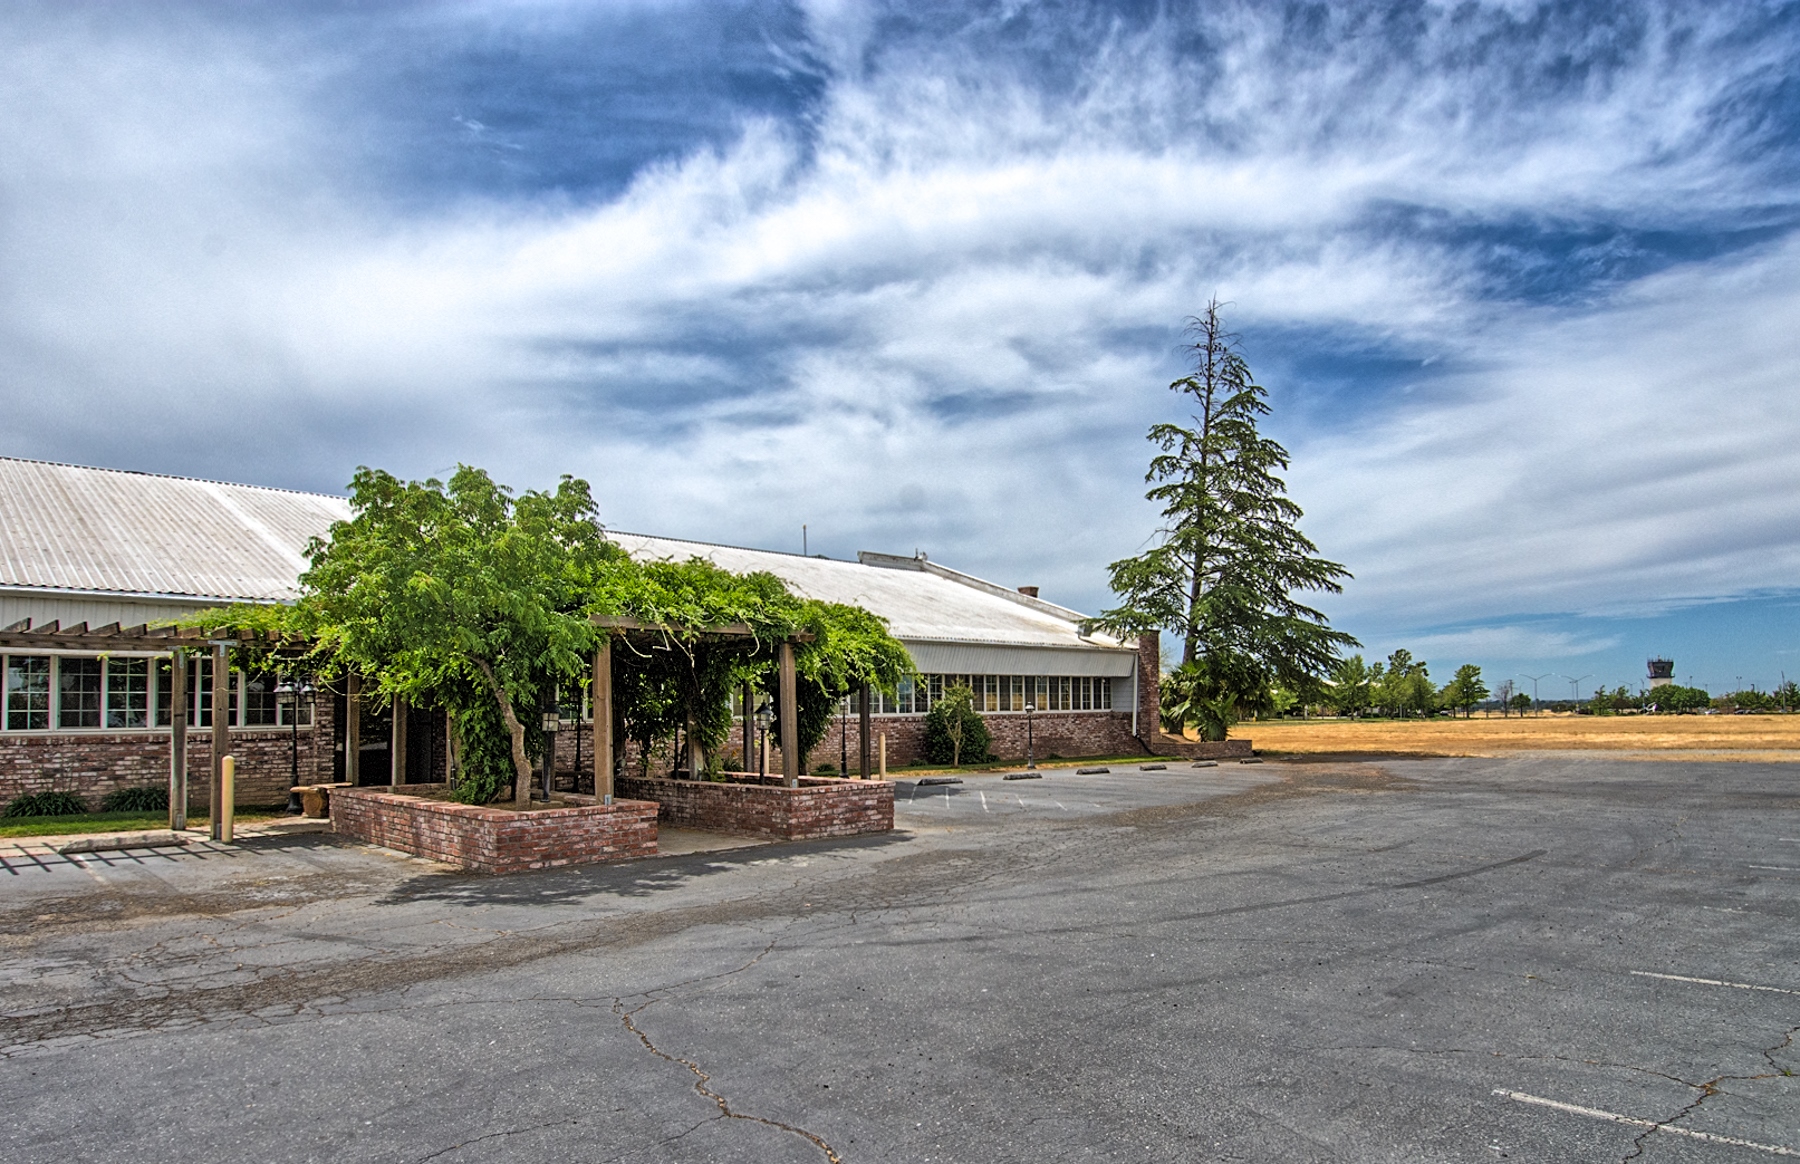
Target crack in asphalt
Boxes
[413,1118,581,1162]
[611,938,844,1163]
[1619,1022,1800,1163]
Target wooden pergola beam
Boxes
[0,617,307,653]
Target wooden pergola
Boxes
[0,618,309,839]
[589,615,813,797]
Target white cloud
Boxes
[0,1,1794,629]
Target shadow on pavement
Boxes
[373,827,914,909]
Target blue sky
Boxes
[2,1,1798,694]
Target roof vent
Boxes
[1017,586,1039,598]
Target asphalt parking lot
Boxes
[3,757,1797,1163]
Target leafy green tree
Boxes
[294,467,622,804]
[1509,691,1533,715]
[1776,680,1799,712]
[1440,664,1488,718]
[1330,654,1374,717]
[924,683,990,766]
[1375,650,1432,717]
[1092,301,1356,740]
[1646,684,1711,712]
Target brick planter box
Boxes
[615,775,894,841]
[331,785,657,874]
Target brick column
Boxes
[1137,632,1162,744]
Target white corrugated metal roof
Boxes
[0,457,350,603]
[0,459,1128,659]
[609,532,1130,654]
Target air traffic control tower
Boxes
[1648,658,1675,689]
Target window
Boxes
[58,657,102,728]
[6,656,50,730]
[242,671,279,727]
[191,658,242,727]
[154,658,174,727]
[558,683,587,725]
[106,657,151,728]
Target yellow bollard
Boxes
[220,755,235,844]
[879,733,887,780]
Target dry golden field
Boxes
[1236,713,1800,762]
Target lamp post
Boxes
[1522,674,1552,716]
[275,676,311,813]
[1561,674,1592,705]
[1025,701,1036,769]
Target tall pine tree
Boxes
[1094,300,1355,740]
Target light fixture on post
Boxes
[276,678,301,813]
[756,703,772,780]
[539,707,560,800]
[1025,700,1036,769]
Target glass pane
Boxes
[1099,678,1112,710]
[106,657,150,728]
[58,657,103,729]
[897,677,914,715]
[6,655,51,730]
[154,658,172,727]
[243,671,279,727]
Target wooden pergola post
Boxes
[169,649,188,829]
[210,642,229,841]
[345,673,361,787]
[859,680,872,780]
[779,639,799,788]
[391,695,408,785]
[593,641,613,803]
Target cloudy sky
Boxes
[4,1,1798,694]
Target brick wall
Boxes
[615,775,893,840]
[331,785,657,873]
[0,720,335,812]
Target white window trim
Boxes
[1,652,316,735]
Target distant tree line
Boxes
[1211,659,1800,722]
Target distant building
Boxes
[1647,658,1675,689]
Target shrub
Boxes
[815,762,836,774]
[3,791,90,818]
[101,786,170,813]
[923,684,992,766]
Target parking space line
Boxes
[979,790,989,813]
[1494,1090,1799,1155]
[1631,970,1800,996]
[67,854,109,886]
[1749,865,1799,872]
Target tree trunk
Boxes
[472,657,534,805]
